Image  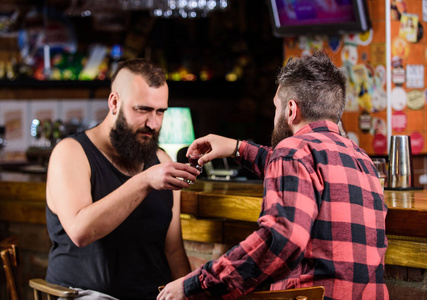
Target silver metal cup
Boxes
[388,135,414,188]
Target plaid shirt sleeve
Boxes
[183,142,317,299]
[235,141,273,181]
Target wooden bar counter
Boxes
[1,172,426,269]
[180,180,427,269]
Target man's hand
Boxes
[157,277,185,300]
[186,134,238,166]
[141,162,200,190]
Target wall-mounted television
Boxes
[267,0,371,37]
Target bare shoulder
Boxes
[46,137,92,214]
[50,137,84,160]
[48,137,89,174]
[157,148,172,163]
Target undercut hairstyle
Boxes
[276,51,346,123]
[111,58,166,88]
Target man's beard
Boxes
[110,109,159,167]
[271,114,293,149]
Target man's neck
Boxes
[290,120,311,136]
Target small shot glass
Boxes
[372,158,387,191]
[187,153,203,184]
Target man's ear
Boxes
[287,99,299,124]
[108,93,119,115]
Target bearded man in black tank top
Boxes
[45,59,200,300]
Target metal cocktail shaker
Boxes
[388,135,414,188]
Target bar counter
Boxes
[1,172,426,269]
[181,180,427,238]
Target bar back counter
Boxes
[1,172,426,298]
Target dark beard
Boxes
[271,114,293,149]
[109,109,159,170]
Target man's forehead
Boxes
[130,85,169,109]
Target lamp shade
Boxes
[159,107,195,161]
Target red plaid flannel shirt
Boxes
[183,120,389,300]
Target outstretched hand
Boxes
[186,134,238,166]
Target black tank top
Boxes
[46,132,173,300]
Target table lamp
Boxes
[159,107,195,162]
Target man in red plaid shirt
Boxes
[158,52,389,300]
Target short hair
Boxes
[111,58,166,88]
[276,52,346,123]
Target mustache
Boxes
[136,127,156,134]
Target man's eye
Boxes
[133,107,148,112]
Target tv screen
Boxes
[267,0,371,37]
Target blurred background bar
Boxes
[1,0,427,299]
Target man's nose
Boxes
[146,112,161,130]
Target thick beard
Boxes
[271,114,293,149]
[109,109,159,168]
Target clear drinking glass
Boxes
[372,158,387,190]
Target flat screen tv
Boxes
[267,0,371,37]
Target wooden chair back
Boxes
[29,278,79,300]
[240,286,325,300]
[1,236,19,300]
[1,235,78,300]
